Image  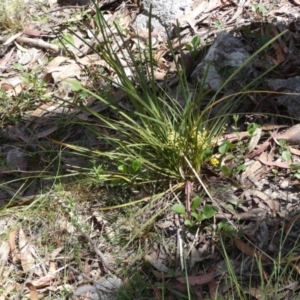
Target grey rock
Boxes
[267,76,300,119]
[133,0,195,36]
[191,32,252,91]
[73,275,122,300]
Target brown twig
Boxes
[80,230,114,274]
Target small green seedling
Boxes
[172,197,217,226]
[251,4,267,16]
[218,140,235,156]
[217,117,260,177]
[214,20,223,30]
[231,115,240,131]
[290,164,300,179]
[185,35,201,59]
[118,158,143,176]
[247,123,259,137]
[278,139,292,163]
[218,219,236,237]
[217,139,235,176]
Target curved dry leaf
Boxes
[25,282,38,300]
[282,64,300,77]
[6,148,27,171]
[8,228,20,262]
[35,126,58,139]
[145,254,169,273]
[51,64,81,83]
[242,160,262,180]
[153,70,167,81]
[0,285,15,300]
[15,36,60,53]
[246,287,263,299]
[251,190,279,217]
[245,138,272,159]
[3,32,23,45]
[248,128,262,153]
[207,265,218,299]
[0,241,10,277]
[73,285,97,297]
[281,255,300,264]
[288,146,300,156]
[257,157,290,169]
[274,124,300,144]
[154,49,169,69]
[152,269,182,279]
[31,273,56,288]
[208,277,218,299]
[19,228,36,273]
[272,40,285,64]
[177,267,215,286]
[234,238,269,262]
[152,284,162,300]
[50,247,64,260]
[0,47,15,73]
[284,215,300,235]
[23,29,45,37]
[217,131,249,144]
[290,263,300,275]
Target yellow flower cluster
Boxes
[210,157,219,166]
[190,126,210,150]
[166,127,210,152]
[166,128,185,149]
[165,126,221,166]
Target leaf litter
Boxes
[0,0,300,299]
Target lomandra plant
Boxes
[57,2,288,198]
[59,12,223,190]
[0,0,30,32]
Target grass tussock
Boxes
[0,0,299,298]
[0,0,31,31]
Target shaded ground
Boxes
[1,0,300,299]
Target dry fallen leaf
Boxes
[167,280,188,293]
[248,127,262,153]
[234,238,269,262]
[19,228,36,273]
[257,157,290,169]
[246,286,264,299]
[30,272,57,288]
[177,267,215,286]
[0,241,10,277]
[6,148,27,171]
[25,282,39,300]
[245,137,272,159]
[152,269,182,279]
[8,228,20,262]
[274,124,300,144]
[0,285,15,300]
[49,63,81,83]
[251,190,279,217]
[152,284,162,300]
[283,215,300,235]
[145,254,169,273]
